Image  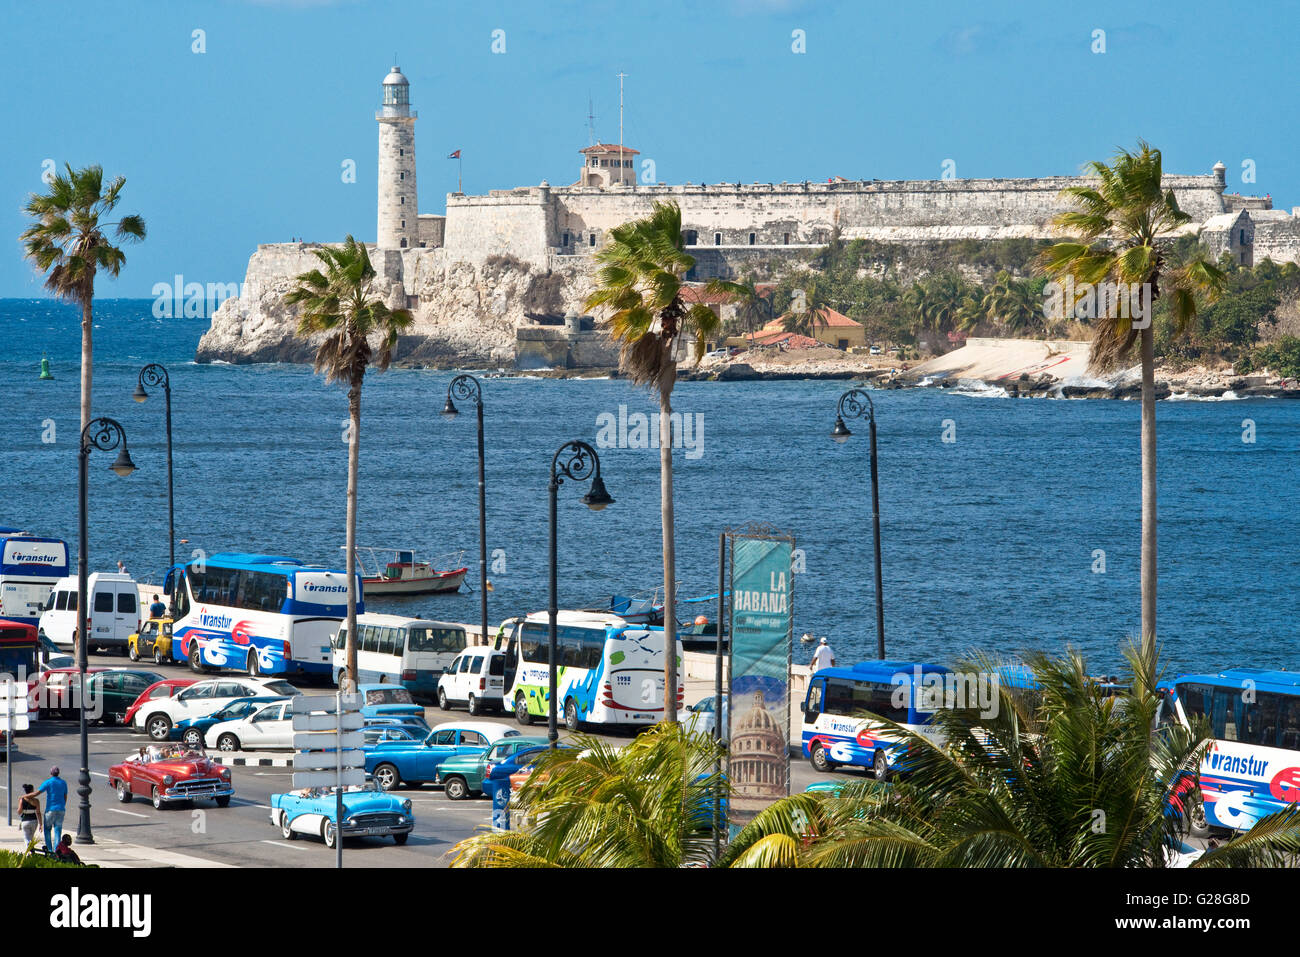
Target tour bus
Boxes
[1159,668,1300,832]
[331,613,468,699]
[0,529,69,627]
[164,553,362,677]
[802,660,952,780]
[501,610,684,730]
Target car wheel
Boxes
[152,786,164,810]
[564,698,579,732]
[393,832,409,846]
[1186,790,1212,838]
[443,776,468,801]
[129,645,139,662]
[189,643,204,673]
[247,652,261,677]
[515,694,532,726]
[810,742,836,773]
[115,779,132,803]
[373,763,400,791]
[217,733,240,752]
[280,811,296,840]
[438,688,450,711]
[873,749,889,783]
[147,714,172,741]
[154,648,165,666]
[215,796,231,808]
[182,728,203,748]
[322,820,337,849]
[468,694,481,716]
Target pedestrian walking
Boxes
[17,783,40,847]
[810,636,836,672]
[149,594,166,619]
[35,766,68,852]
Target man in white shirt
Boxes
[811,637,835,672]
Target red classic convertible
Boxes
[108,744,235,809]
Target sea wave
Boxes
[951,378,1010,398]
[1167,390,1243,402]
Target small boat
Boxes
[349,547,468,596]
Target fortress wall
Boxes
[1252,216,1300,265]
[442,190,555,265]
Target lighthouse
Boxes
[377,66,418,249]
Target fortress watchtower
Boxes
[377,66,419,249]
[579,143,638,188]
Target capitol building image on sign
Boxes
[729,691,788,816]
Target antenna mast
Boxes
[617,71,627,159]
[587,93,596,147]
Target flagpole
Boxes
[459,154,463,195]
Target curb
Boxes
[210,752,294,768]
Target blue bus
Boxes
[801,660,952,780]
[0,528,69,627]
[165,553,363,677]
[1160,668,1300,832]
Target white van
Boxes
[437,648,507,715]
[38,573,141,652]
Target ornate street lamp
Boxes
[547,441,613,747]
[442,375,490,653]
[133,363,175,575]
[77,417,137,843]
[831,388,885,659]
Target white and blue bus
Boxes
[165,553,362,677]
[801,660,951,781]
[0,528,69,627]
[502,610,684,730]
[1160,668,1300,832]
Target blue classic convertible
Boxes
[363,720,518,790]
[270,783,414,848]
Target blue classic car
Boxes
[359,684,428,726]
[364,720,518,790]
[173,696,287,748]
[270,783,414,848]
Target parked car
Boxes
[40,668,163,723]
[437,649,507,714]
[206,699,297,751]
[435,735,551,800]
[684,695,729,737]
[358,684,426,725]
[30,666,109,716]
[173,695,287,748]
[122,677,196,729]
[108,744,234,809]
[132,676,302,741]
[270,783,414,848]
[128,617,173,664]
[365,720,516,790]
[38,572,140,652]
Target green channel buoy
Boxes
[39,354,53,380]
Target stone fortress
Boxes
[196,66,1300,367]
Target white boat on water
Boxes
[348,547,468,596]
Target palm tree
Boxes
[724,648,1300,867]
[450,723,727,867]
[728,276,776,346]
[980,270,1041,334]
[584,201,739,724]
[1037,142,1225,684]
[21,165,146,434]
[286,236,413,691]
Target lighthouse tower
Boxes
[377,66,418,249]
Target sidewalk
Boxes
[0,833,232,868]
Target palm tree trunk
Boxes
[79,294,92,433]
[659,372,678,725]
[1139,323,1157,687]
[345,377,362,694]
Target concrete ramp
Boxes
[905,337,1092,383]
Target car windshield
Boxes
[262,680,299,696]
[142,744,206,762]
[365,688,414,706]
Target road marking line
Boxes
[261,840,311,851]
[108,808,150,818]
[91,771,108,778]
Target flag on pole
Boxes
[447,150,461,159]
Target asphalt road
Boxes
[3,653,862,867]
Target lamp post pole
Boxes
[442,375,488,649]
[77,417,138,844]
[547,441,614,748]
[133,364,174,574]
[831,389,885,660]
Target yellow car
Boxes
[128,618,174,665]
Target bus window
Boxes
[805,679,823,716]
[334,627,348,651]
[362,626,378,654]
[379,628,395,656]
[1211,688,1242,741]
[1243,692,1281,748]
[823,678,855,716]
[1281,698,1300,751]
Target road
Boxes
[2,653,862,867]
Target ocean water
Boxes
[2,298,1297,677]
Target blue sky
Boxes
[3,0,1296,297]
